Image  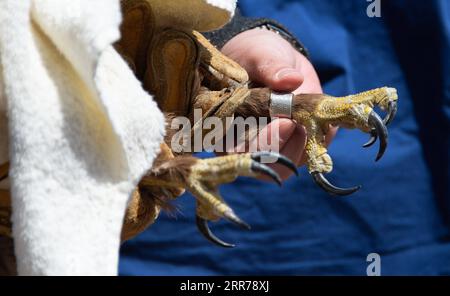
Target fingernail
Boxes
[276,68,300,80]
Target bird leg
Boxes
[235,87,399,195]
[137,145,297,247]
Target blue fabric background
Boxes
[119,0,450,275]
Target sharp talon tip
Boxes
[362,134,377,148]
[275,154,298,176]
[251,152,298,176]
[375,137,387,162]
[196,216,235,248]
[368,111,388,162]
[223,210,251,230]
[375,151,384,162]
[311,172,361,196]
[384,101,398,126]
[251,161,282,186]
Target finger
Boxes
[255,64,304,92]
[325,125,338,146]
[256,119,305,180]
[246,50,304,92]
[224,118,295,154]
[257,118,296,152]
[271,125,306,179]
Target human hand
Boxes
[221,28,335,180]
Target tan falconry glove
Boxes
[117,0,241,241]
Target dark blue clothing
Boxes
[119,0,450,275]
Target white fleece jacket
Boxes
[0,0,236,275]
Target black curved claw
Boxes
[368,111,388,162]
[251,162,282,186]
[251,151,298,176]
[196,216,235,248]
[363,101,397,148]
[362,130,377,148]
[383,101,398,126]
[312,172,361,196]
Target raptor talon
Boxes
[184,153,286,247]
[251,151,298,176]
[384,100,398,126]
[368,111,388,162]
[251,162,282,186]
[312,172,361,196]
[223,210,251,230]
[196,216,235,248]
[362,131,377,148]
[363,100,397,148]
